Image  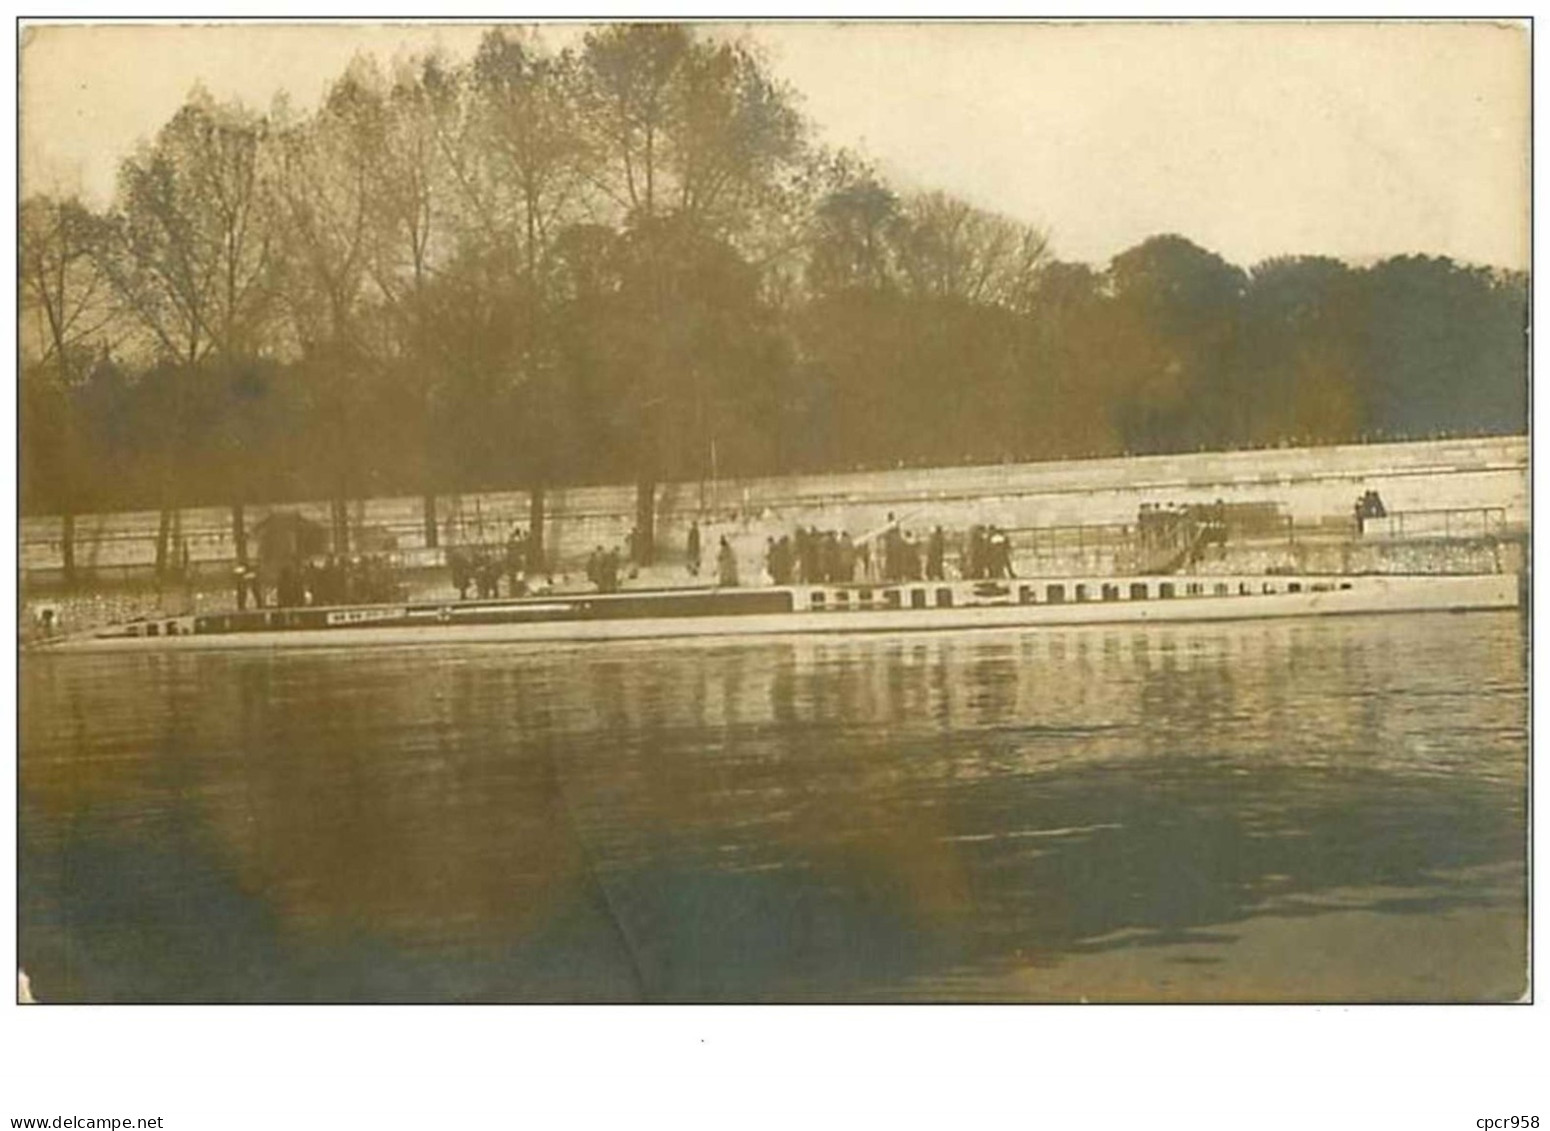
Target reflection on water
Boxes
[20,612,1528,1001]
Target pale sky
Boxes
[19,20,1530,271]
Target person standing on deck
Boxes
[818,531,837,584]
[277,564,301,608]
[476,552,500,599]
[717,536,739,588]
[926,526,946,581]
[882,514,903,582]
[965,525,986,580]
[600,548,622,594]
[778,535,796,584]
[798,527,817,584]
[506,526,527,596]
[988,526,1014,578]
[687,521,702,577]
[449,549,471,601]
[901,532,920,581]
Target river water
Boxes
[19,610,1528,1002]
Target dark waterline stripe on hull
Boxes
[189,588,796,636]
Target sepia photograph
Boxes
[15,19,1530,1009]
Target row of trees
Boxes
[21,25,1528,571]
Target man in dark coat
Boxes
[926,526,946,581]
[686,521,702,577]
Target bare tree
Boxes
[806,173,903,296]
[446,30,595,566]
[20,194,119,583]
[576,24,688,224]
[361,54,463,549]
[99,89,274,366]
[894,191,1051,312]
[20,195,117,376]
[96,88,277,577]
[270,61,390,554]
[577,24,810,562]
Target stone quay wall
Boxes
[20,435,1529,590]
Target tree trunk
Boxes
[331,496,350,556]
[635,478,657,566]
[61,511,76,589]
[528,484,546,576]
[422,494,439,550]
[155,507,173,579]
[232,502,248,565]
[172,508,186,579]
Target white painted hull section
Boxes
[38,573,1521,653]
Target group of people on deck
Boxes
[755,518,1014,589]
[585,545,625,593]
[227,511,1027,608]
[432,514,1022,598]
[764,527,862,585]
[961,524,1016,580]
[878,519,949,583]
[449,526,539,600]
[237,554,401,611]
[684,521,737,587]
[1353,490,1388,534]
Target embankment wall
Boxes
[20,435,1529,587]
